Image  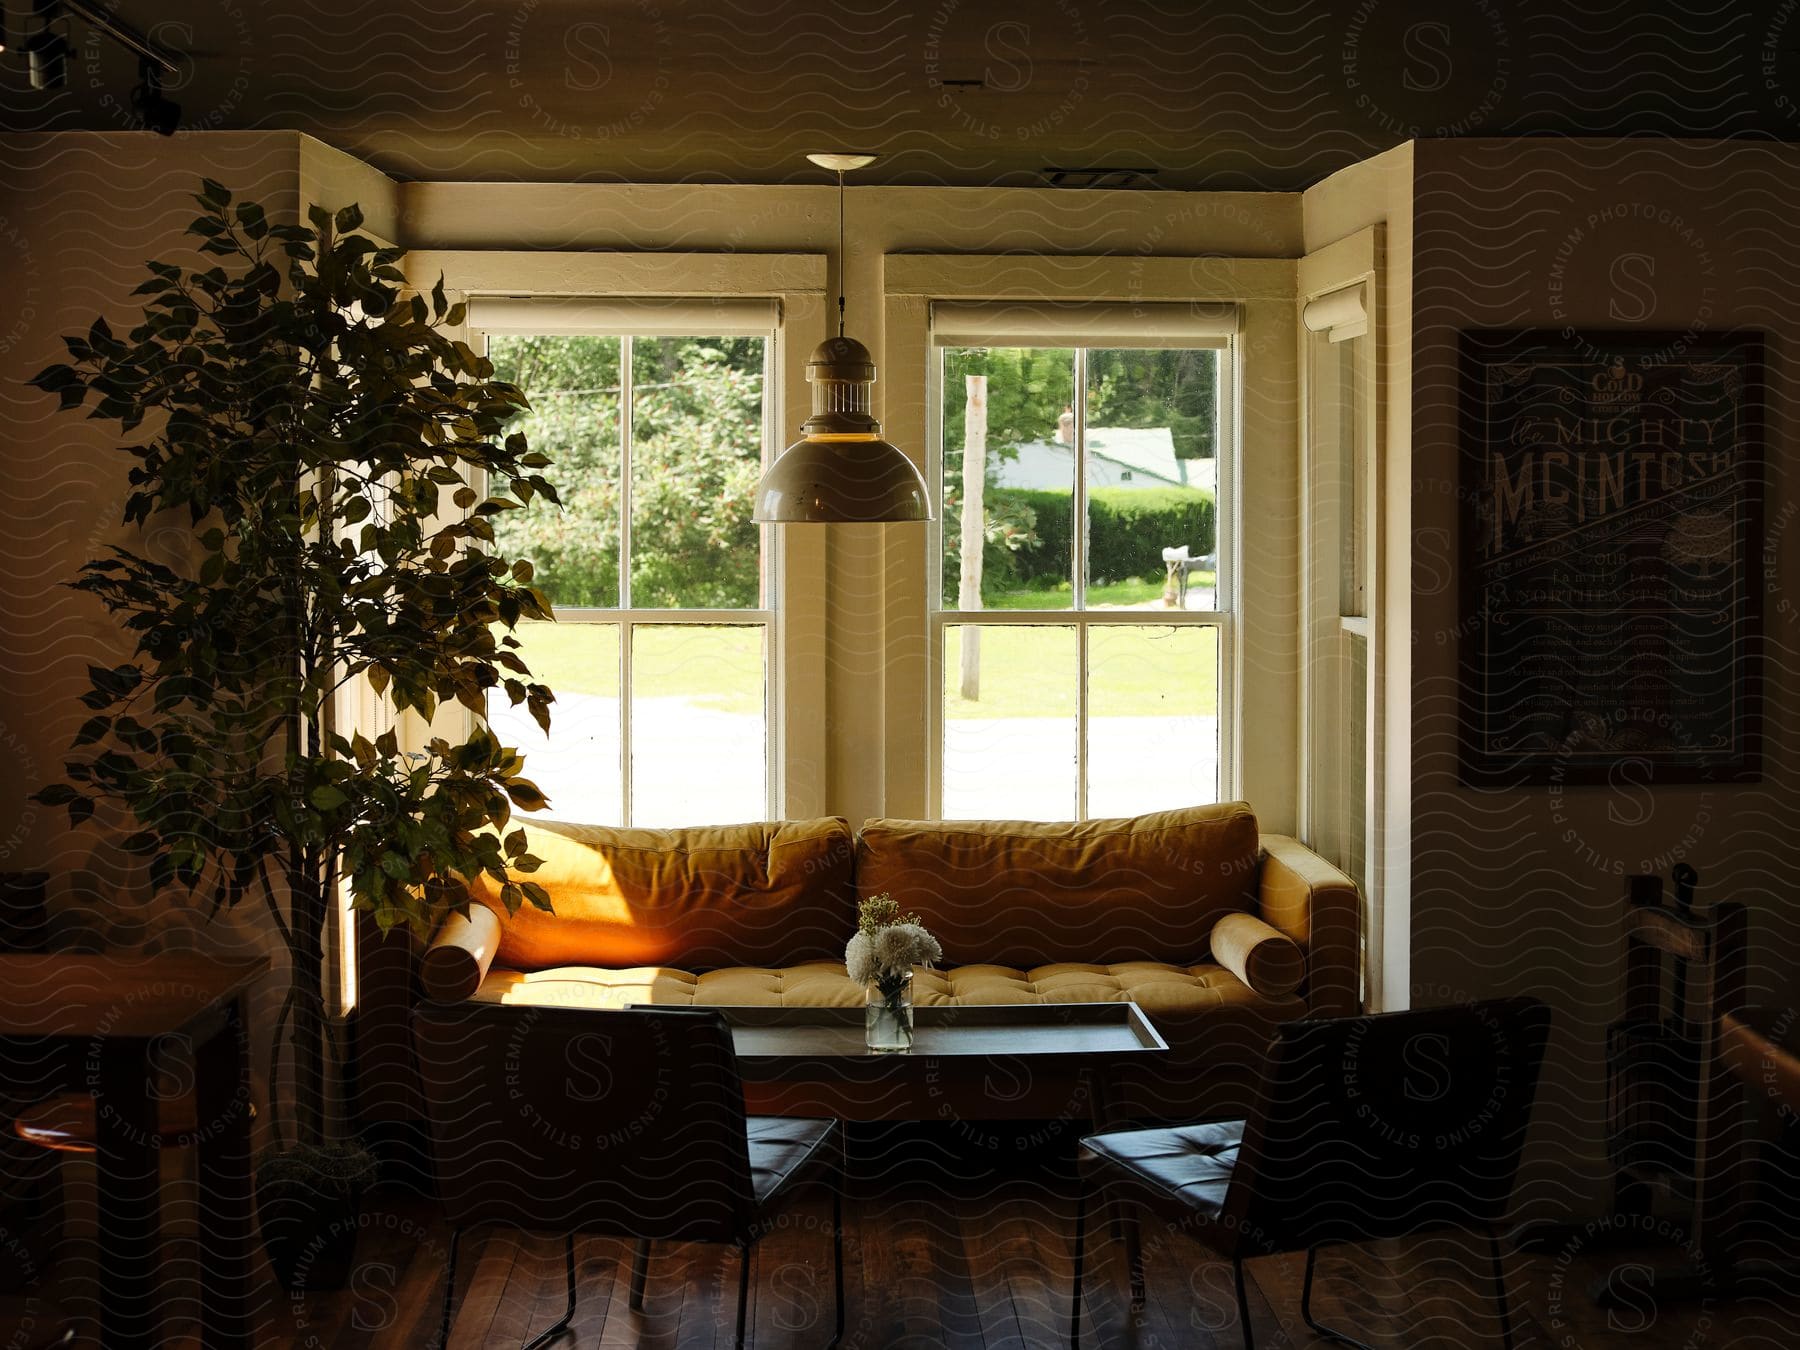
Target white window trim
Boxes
[404,250,830,822]
[924,338,1238,820]
[486,329,779,827]
[881,253,1300,828]
[1297,223,1388,1009]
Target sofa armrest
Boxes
[420,906,502,1004]
[1256,835,1361,1017]
[1210,912,1306,998]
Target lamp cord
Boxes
[837,168,846,338]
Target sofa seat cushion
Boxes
[469,959,1302,1019]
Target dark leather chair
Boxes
[414,1003,844,1350]
[1071,997,1552,1349]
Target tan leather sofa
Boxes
[419,802,1360,1120]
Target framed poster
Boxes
[1458,330,1764,786]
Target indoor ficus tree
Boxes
[31,179,561,1148]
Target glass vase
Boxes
[864,971,915,1052]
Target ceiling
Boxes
[2,0,1796,191]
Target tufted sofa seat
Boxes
[421,802,1358,1120]
[470,959,1298,1018]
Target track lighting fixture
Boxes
[27,1,181,129]
[131,58,179,135]
[24,28,68,90]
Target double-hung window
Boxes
[929,301,1238,821]
[470,297,779,827]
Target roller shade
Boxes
[1301,286,1367,343]
[930,299,1239,349]
[464,295,780,337]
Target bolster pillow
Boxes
[421,906,503,1003]
[1210,911,1306,998]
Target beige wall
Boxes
[1411,138,1800,1216]
[1,131,293,944]
[0,132,397,932]
[0,132,396,1136]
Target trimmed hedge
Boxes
[989,485,1215,586]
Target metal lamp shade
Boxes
[752,334,932,523]
[753,433,931,522]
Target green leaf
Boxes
[71,715,112,747]
[504,779,548,811]
[33,784,77,806]
[309,785,348,810]
[29,362,79,392]
[334,203,365,234]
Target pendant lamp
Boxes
[752,153,933,523]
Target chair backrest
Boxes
[413,1004,756,1242]
[1224,997,1551,1252]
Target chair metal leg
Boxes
[828,1175,846,1349]
[630,1238,651,1313]
[1233,1257,1255,1350]
[439,1227,462,1350]
[1123,1201,1145,1309]
[1299,1246,1375,1350]
[1488,1228,1515,1350]
[521,1232,578,1350]
[735,1242,753,1350]
[1070,1187,1087,1350]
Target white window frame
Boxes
[881,253,1298,827]
[405,250,831,822]
[480,329,778,827]
[1298,224,1387,1008]
[923,324,1239,821]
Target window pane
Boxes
[485,620,622,825]
[942,347,1076,612]
[942,624,1078,820]
[1333,335,1367,617]
[1084,348,1219,611]
[630,625,766,826]
[629,336,767,609]
[486,336,622,609]
[1343,631,1369,890]
[1086,624,1219,818]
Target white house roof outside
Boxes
[992,426,1215,493]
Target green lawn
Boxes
[980,574,1215,610]
[503,587,1220,723]
[503,621,765,714]
[943,623,1217,719]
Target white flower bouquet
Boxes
[845,893,941,993]
[846,893,941,1052]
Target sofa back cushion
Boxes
[472,817,855,972]
[855,802,1262,968]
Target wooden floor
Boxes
[4,1124,1796,1348]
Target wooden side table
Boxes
[0,953,267,1350]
